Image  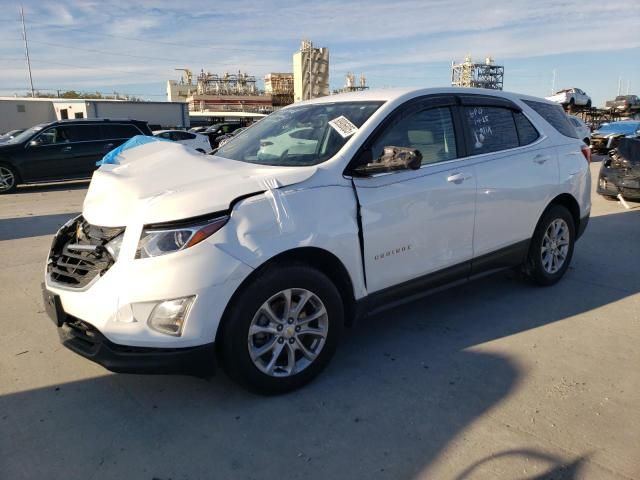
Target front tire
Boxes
[523,205,575,286]
[220,264,343,394]
[0,164,18,194]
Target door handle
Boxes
[447,173,468,184]
[533,154,550,164]
[61,146,72,152]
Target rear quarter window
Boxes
[514,112,540,146]
[523,100,578,139]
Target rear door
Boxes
[100,123,145,160]
[351,95,476,293]
[61,124,109,177]
[460,98,558,267]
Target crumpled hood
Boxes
[83,141,317,226]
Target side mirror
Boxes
[353,146,422,176]
[29,139,41,147]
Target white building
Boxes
[293,40,329,102]
[0,97,190,132]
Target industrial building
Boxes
[293,40,330,102]
[0,97,189,132]
[334,73,368,94]
[167,69,274,124]
[451,56,504,90]
[264,73,294,107]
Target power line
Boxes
[6,17,289,54]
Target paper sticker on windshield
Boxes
[329,116,358,138]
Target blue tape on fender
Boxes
[97,135,171,166]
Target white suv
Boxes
[43,88,591,393]
[153,129,212,153]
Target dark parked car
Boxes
[0,129,25,143]
[605,95,640,113]
[0,118,152,193]
[203,123,243,148]
[590,120,640,154]
[597,138,640,200]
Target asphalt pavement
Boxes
[0,162,638,479]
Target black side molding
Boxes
[356,240,529,319]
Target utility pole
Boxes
[626,80,630,95]
[20,6,35,97]
[551,69,556,95]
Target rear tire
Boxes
[586,100,592,109]
[0,164,18,194]
[220,264,343,394]
[523,205,575,286]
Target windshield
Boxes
[214,101,383,166]
[597,122,640,135]
[5,124,47,144]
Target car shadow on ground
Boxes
[0,212,80,241]
[1,209,637,479]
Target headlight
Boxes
[105,233,124,261]
[136,215,229,259]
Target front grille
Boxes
[47,216,124,288]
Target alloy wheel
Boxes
[248,288,328,377]
[541,218,570,274]
[0,166,15,192]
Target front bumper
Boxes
[597,169,640,200]
[597,182,640,200]
[43,285,215,375]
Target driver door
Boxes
[21,126,78,181]
[351,96,476,293]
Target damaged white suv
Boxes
[43,88,591,393]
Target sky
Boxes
[0,0,638,107]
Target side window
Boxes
[102,124,141,139]
[37,127,71,145]
[371,106,457,165]
[64,125,103,142]
[463,106,519,154]
[176,132,195,140]
[158,132,171,140]
[514,112,540,146]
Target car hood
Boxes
[0,142,23,153]
[83,141,317,227]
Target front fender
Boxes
[210,185,366,299]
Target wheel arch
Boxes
[544,193,581,232]
[0,161,22,188]
[216,246,357,344]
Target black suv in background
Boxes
[0,118,152,193]
[203,123,243,148]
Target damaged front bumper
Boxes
[42,285,215,375]
[43,215,253,374]
[597,139,640,200]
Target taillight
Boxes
[581,144,591,163]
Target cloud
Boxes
[0,0,637,104]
